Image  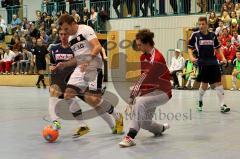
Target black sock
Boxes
[107,105,114,114]
[36,75,42,85]
[41,79,45,86]
[127,128,138,139]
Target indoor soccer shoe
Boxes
[119,136,136,147]
[112,127,117,134]
[72,126,90,138]
[220,105,230,113]
[52,120,61,130]
[196,101,203,112]
[154,123,170,137]
[115,113,124,134]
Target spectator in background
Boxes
[41,12,48,23]
[12,37,22,52]
[0,15,7,33]
[11,14,22,31]
[20,47,32,74]
[43,0,54,16]
[0,48,4,60]
[139,0,154,17]
[29,37,37,53]
[11,48,22,75]
[169,49,185,88]
[40,30,49,45]
[229,19,240,35]
[177,50,198,89]
[159,0,177,14]
[230,11,238,26]
[221,11,231,27]
[197,0,206,13]
[222,0,234,14]
[44,15,54,35]
[10,32,19,46]
[29,24,40,39]
[0,27,5,43]
[48,28,59,44]
[68,0,85,13]
[21,17,30,31]
[81,7,90,24]
[208,11,219,31]
[219,39,236,74]
[159,0,166,15]
[89,7,98,29]
[169,0,178,14]
[56,0,66,13]
[183,0,191,14]
[0,46,15,74]
[35,10,42,28]
[113,0,121,17]
[20,36,28,48]
[231,51,240,90]
[48,23,57,36]
[235,3,240,19]
[72,9,80,23]
[231,30,240,48]
[5,0,20,24]
[220,27,232,46]
[33,38,48,88]
[215,20,225,36]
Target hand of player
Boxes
[190,57,198,64]
[49,65,56,72]
[79,62,89,72]
[222,58,227,64]
[125,104,133,114]
[228,60,232,64]
[54,62,65,71]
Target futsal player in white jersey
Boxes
[53,14,123,138]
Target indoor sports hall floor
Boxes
[0,83,240,159]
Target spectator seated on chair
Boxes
[217,39,236,75]
[215,20,225,37]
[20,47,32,74]
[11,48,23,75]
[231,51,240,90]
[177,50,198,89]
[169,49,185,89]
[231,30,240,48]
[0,26,5,43]
[0,47,15,75]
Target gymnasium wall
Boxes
[106,14,203,81]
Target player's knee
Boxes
[85,94,101,107]
[134,101,146,112]
[64,88,76,100]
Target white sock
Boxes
[215,85,225,107]
[69,99,87,127]
[199,88,206,101]
[49,97,60,121]
[100,113,114,129]
[232,76,237,89]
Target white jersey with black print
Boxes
[67,25,103,92]
[68,25,103,69]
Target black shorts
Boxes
[196,65,221,84]
[36,61,46,71]
[50,66,75,93]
